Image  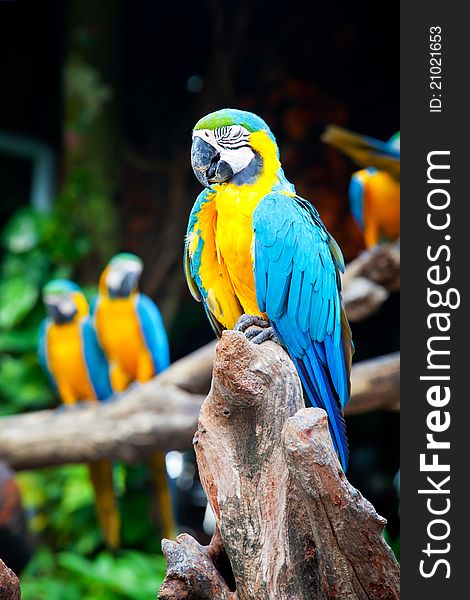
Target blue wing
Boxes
[89,295,98,316]
[81,317,113,401]
[349,171,369,231]
[253,193,353,470]
[135,294,170,374]
[37,318,57,391]
[184,190,208,304]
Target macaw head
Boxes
[102,253,143,298]
[388,132,400,153]
[191,108,284,189]
[42,279,87,324]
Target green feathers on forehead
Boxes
[194,109,274,137]
[109,253,143,266]
[43,279,80,297]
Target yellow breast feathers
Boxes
[47,320,96,404]
[190,130,281,328]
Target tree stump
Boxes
[159,331,399,599]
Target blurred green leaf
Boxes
[0,327,38,353]
[21,547,166,600]
[0,276,38,329]
[1,208,43,253]
[0,354,53,415]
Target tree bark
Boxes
[0,383,203,471]
[159,528,235,600]
[159,331,399,599]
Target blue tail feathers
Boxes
[294,350,349,471]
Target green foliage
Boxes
[0,164,118,414]
[20,546,166,600]
[18,466,101,554]
[0,353,52,415]
[17,464,166,598]
[1,42,147,599]
[0,206,78,414]
[0,174,166,598]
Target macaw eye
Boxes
[214,125,250,151]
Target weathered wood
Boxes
[284,409,400,599]
[343,276,389,323]
[159,528,235,600]
[0,559,21,600]
[160,331,399,599]
[0,347,399,470]
[347,351,400,415]
[343,242,400,322]
[0,383,203,471]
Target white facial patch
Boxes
[107,261,142,291]
[193,125,255,175]
[47,295,76,316]
[59,297,76,316]
[106,267,125,289]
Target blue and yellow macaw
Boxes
[93,253,169,392]
[93,253,175,538]
[185,109,353,470]
[322,125,400,248]
[38,279,120,549]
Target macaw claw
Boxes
[234,314,279,345]
[246,327,279,345]
[234,314,269,332]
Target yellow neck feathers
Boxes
[213,130,281,201]
[71,292,89,320]
[248,129,281,192]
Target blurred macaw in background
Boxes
[38,280,120,549]
[322,126,400,248]
[93,253,175,539]
[185,109,353,470]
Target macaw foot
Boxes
[74,400,96,410]
[55,404,75,413]
[55,400,94,413]
[234,314,269,332]
[123,381,140,393]
[234,314,279,345]
[248,327,279,345]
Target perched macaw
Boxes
[322,125,400,248]
[185,109,353,470]
[93,253,175,538]
[93,253,169,392]
[38,279,120,549]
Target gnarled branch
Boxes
[0,346,399,471]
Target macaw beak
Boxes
[44,296,77,324]
[191,136,234,187]
[106,266,142,298]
